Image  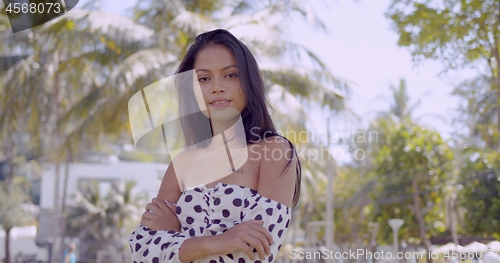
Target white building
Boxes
[34,156,168,262]
[0,226,48,260]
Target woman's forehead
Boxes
[194,45,238,71]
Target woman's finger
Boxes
[152,198,176,217]
[145,202,160,214]
[247,222,274,247]
[246,230,269,259]
[246,233,267,260]
[141,212,153,220]
[140,218,150,227]
[164,201,176,214]
[236,240,255,260]
[152,198,168,209]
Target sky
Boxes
[82,0,476,143]
[288,0,475,139]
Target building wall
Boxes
[0,226,48,260]
[40,160,168,209]
[35,160,169,262]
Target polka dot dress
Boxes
[129,183,291,263]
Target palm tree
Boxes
[1,0,354,260]
[57,0,350,145]
[0,3,158,262]
[66,179,147,261]
[52,2,352,249]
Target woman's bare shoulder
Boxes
[253,135,297,207]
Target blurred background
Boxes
[0,0,499,263]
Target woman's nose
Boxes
[211,78,226,93]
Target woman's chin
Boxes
[210,113,240,123]
[208,107,241,123]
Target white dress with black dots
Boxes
[129,182,291,263]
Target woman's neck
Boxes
[211,117,238,135]
[208,116,245,148]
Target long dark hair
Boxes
[175,29,302,208]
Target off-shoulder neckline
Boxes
[182,182,291,209]
[184,182,256,192]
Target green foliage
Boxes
[0,178,34,230]
[387,0,500,149]
[457,150,500,239]
[327,81,454,249]
[332,165,375,248]
[386,0,500,70]
[0,0,353,254]
[452,76,500,148]
[369,120,453,245]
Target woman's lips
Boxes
[209,100,231,107]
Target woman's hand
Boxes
[209,220,273,261]
[141,198,181,232]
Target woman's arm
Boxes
[130,159,273,263]
[156,160,183,204]
[179,137,297,263]
[237,136,297,262]
[178,220,273,262]
[129,163,187,263]
[139,161,183,232]
[130,141,294,263]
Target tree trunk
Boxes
[51,50,62,263]
[496,56,500,146]
[493,35,500,148]
[59,147,72,263]
[301,202,312,246]
[51,160,61,263]
[496,77,500,147]
[449,198,459,247]
[369,223,380,263]
[4,227,12,263]
[5,139,14,192]
[411,177,432,263]
[3,139,14,263]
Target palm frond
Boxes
[170,10,216,35]
[38,9,154,44]
[261,67,350,112]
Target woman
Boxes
[129,29,301,263]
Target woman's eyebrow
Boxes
[195,65,238,73]
[222,65,238,70]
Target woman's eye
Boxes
[225,73,238,78]
[198,77,209,82]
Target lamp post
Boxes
[388,219,404,263]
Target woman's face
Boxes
[193,44,247,122]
